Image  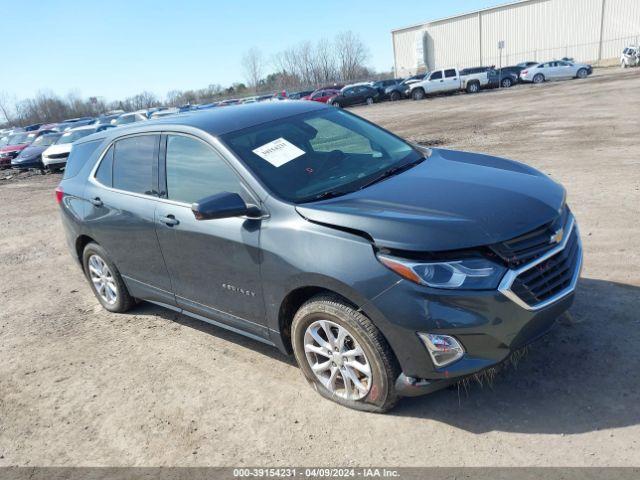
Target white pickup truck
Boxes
[408,67,490,100]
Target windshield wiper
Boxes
[304,189,351,203]
[358,156,426,190]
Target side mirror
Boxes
[192,192,256,220]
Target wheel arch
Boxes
[75,234,97,267]
[275,276,385,355]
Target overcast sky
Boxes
[4,0,497,102]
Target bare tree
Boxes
[334,31,370,81]
[0,91,16,124]
[242,47,265,92]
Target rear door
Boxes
[84,133,175,306]
[154,133,267,337]
[442,68,459,91]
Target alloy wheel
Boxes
[88,254,118,305]
[303,319,372,400]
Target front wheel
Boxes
[501,77,513,88]
[389,91,401,101]
[533,73,545,84]
[291,295,400,412]
[365,97,374,105]
[576,68,588,79]
[82,242,135,313]
[411,88,425,100]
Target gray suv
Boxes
[57,101,582,412]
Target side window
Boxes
[444,69,457,78]
[95,145,114,187]
[343,88,355,96]
[429,71,443,80]
[165,135,244,204]
[112,135,158,195]
[63,140,103,179]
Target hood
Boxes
[43,143,72,155]
[16,144,47,159]
[295,148,565,252]
[0,143,29,153]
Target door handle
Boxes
[159,214,179,226]
[90,197,103,207]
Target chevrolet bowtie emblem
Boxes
[550,228,564,244]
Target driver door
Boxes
[154,133,268,338]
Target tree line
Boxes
[1,30,384,128]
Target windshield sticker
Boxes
[252,137,305,167]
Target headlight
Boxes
[377,254,507,290]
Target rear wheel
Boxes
[365,96,374,105]
[466,81,480,93]
[291,295,400,412]
[533,73,545,84]
[411,88,425,100]
[576,68,588,79]
[82,242,135,313]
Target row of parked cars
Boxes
[0,58,595,173]
[0,108,184,171]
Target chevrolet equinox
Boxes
[57,101,582,412]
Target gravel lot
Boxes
[1,68,639,467]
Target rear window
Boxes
[63,140,103,179]
[112,135,159,195]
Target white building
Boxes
[391,0,640,77]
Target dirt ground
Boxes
[1,68,639,467]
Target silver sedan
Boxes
[520,60,592,83]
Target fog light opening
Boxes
[418,333,465,368]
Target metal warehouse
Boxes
[392,0,640,77]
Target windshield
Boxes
[0,136,9,147]
[33,134,62,147]
[57,129,93,144]
[7,133,30,145]
[222,108,422,203]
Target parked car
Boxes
[516,61,539,68]
[61,117,95,129]
[621,45,639,68]
[487,67,522,88]
[329,85,380,107]
[519,60,592,83]
[24,123,43,131]
[303,89,341,103]
[288,90,314,100]
[409,67,489,100]
[0,130,53,168]
[94,114,122,125]
[150,108,179,119]
[385,74,426,101]
[372,78,404,100]
[42,124,114,171]
[112,112,148,126]
[11,132,62,170]
[56,101,582,412]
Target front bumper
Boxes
[11,157,42,169]
[369,217,582,394]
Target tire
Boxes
[82,242,135,313]
[576,68,588,79]
[466,81,480,93]
[411,88,425,100]
[331,100,342,108]
[365,97,374,105]
[533,73,545,84]
[389,91,401,101]
[291,294,400,413]
[501,77,513,88]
